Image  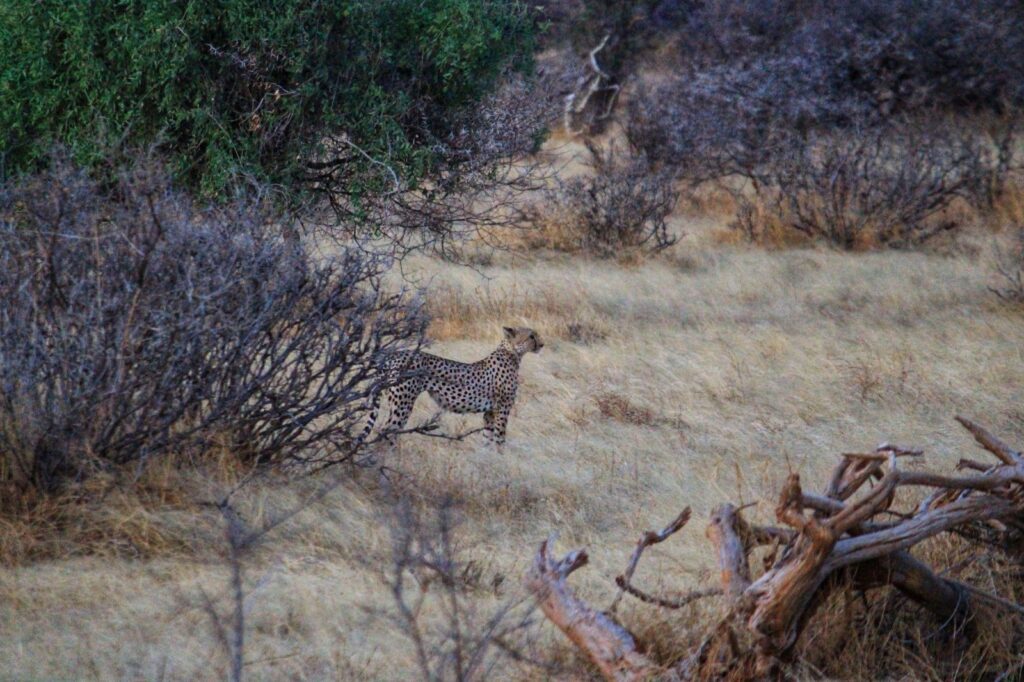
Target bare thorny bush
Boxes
[188,478,555,682]
[574,0,1024,249]
[541,140,679,258]
[734,122,993,249]
[0,152,428,495]
[627,78,1018,248]
[381,495,554,682]
[185,467,374,682]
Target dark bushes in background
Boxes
[629,74,1015,247]
[625,0,1024,174]
[597,0,1024,248]
[546,0,1024,140]
[736,122,992,248]
[0,0,533,195]
[0,153,426,493]
[666,0,1024,120]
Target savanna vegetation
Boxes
[2,1,1023,680]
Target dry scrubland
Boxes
[3,201,1024,678]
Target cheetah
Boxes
[360,326,544,445]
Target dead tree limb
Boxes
[525,418,1024,680]
[526,537,663,681]
[956,416,1021,465]
[707,503,755,600]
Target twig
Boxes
[840,450,922,461]
[957,458,993,473]
[610,507,691,612]
[337,136,402,195]
[614,580,722,610]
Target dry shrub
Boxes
[545,141,679,258]
[0,152,426,494]
[735,123,991,249]
[620,0,1024,253]
[631,70,1016,249]
[383,496,559,681]
[839,350,918,403]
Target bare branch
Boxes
[957,415,1022,465]
[526,539,663,681]
[611,507,691,612]
[613,580,722,610]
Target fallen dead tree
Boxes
[526,417,1024,680]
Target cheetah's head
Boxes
[503,326,544,355]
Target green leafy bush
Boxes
[0,0,535,199]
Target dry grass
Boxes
[0,455,219,565]
[3,202,1024,679]
[991,181,1024,228]
[792,533,1024,680]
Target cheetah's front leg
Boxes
[483,410,496,441]
[486,404,511,446]
[381,381,420,443]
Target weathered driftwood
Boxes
[526,540,662,681]
[525,417,1024,680]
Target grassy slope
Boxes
[2,209,1022,679]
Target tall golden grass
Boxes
[2,190,1023,679]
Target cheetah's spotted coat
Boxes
[361,326,543,445]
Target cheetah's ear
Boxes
[503,326,516,339]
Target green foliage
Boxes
[0,0,535,199]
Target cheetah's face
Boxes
[503,326,544,354]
